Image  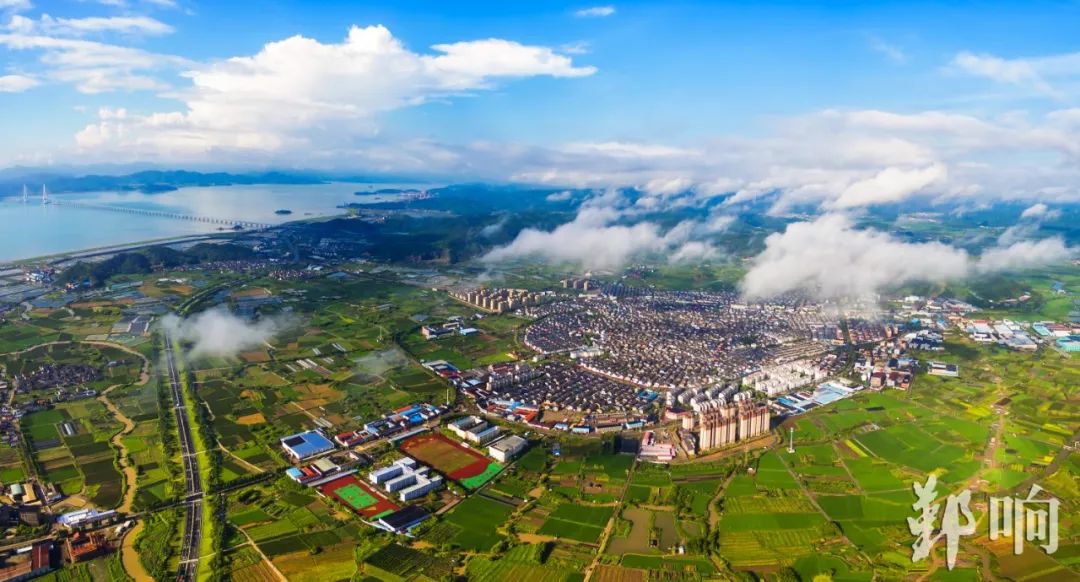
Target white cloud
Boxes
[483,203,699,269]
[739,213,1076,300]
[92,0,179,6]
[0,32,186,92]
[0,0,31,13]
[703,213,735,233]
[0,73,37,92]
[161,307,292,359]
[740,214,971,300]
[829,163,947,209]
[72,25,593,157]
[868,37,906,63]
[670,241,719,263]
[575,5,615,18]
[950,50,1080,98]
[506,108,1080,211]
[30,14,175,36]
[1019,202,1059,220]
[546,190,573,202]
[975,238,1073,273]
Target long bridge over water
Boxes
[53,200,272,230]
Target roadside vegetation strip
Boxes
[173,338,222,580]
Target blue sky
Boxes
[1,1,1077,291]
[1,0,1079,208]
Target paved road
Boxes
[164,333,203,582]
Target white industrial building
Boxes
[488,435,528,462]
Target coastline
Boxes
[0,233,225,268]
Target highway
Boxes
[164,333,203,581]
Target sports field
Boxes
[400,433,504,489]
[320,475,398,518]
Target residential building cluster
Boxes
[524,290,839,389]
[853,335,917,390]
[846,320,899,345]
[742,360,830,397]
[690,394,771,453]
[484,361,654,414]
[10,364,102,393]
[450,287,555,313]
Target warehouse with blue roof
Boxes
[280,429,335,461]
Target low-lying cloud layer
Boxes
[161,307,290,359]
[482,195,733,269]
[739,213,1074,300]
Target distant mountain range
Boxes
[0,170,329,195]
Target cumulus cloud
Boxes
[483,190,736,269]
[483,206,662,269]
[1019,202,1059,220]
[740,214,971,300]
[546,190,573,202]
[829,163,946,209]
[740,214,1076,300]
[0,73,37,92]
[575,5,616,18]
[161,307,291,359]
[975,237,1073,273]
[482,202,704,269]
[71,25,593,156]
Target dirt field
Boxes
[400,433,492,479]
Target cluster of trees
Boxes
[136,509,180,580]
[57,243,255,287]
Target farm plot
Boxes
[718,456,834,568]
[538,502,614,543]
[363,543,453,581]
[436,495,515,551]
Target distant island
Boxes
[352,188,432,204]
[275,209,293,215]
[356,188,421,195]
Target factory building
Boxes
[488,435,528,462]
